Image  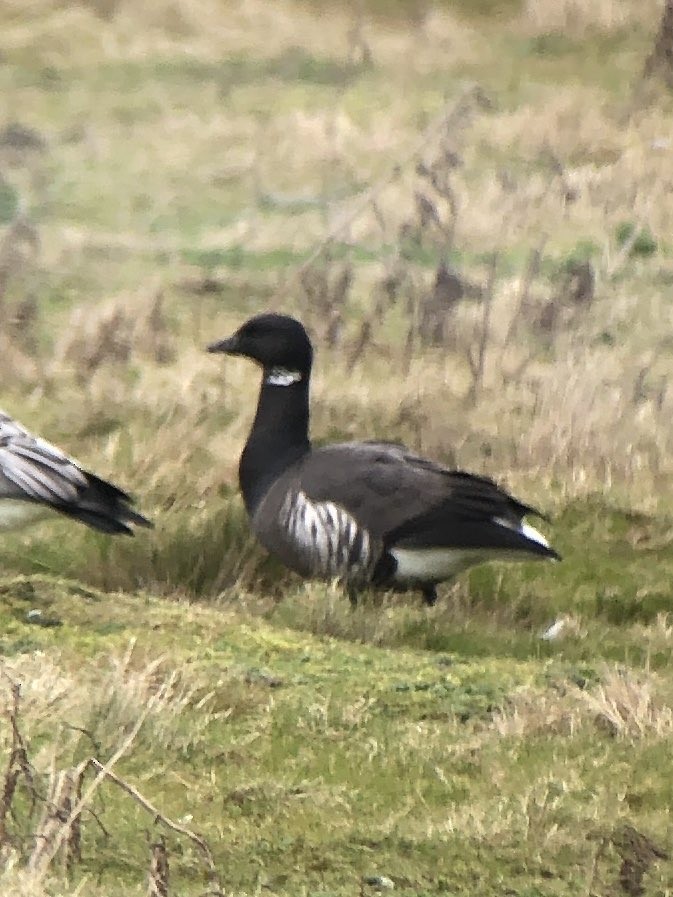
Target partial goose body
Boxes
[208,314,559,605]
[0,411,152,535]
[252,441,555,596]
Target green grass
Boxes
[2,566,673,896]
[3,495,673,896]
[2,0,673,893]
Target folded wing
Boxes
[296,441,557,558]
[0,411,152,534]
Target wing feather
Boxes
[0,410,151,534]
[294,441,553,555]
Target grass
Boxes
[2,575,673,896]
[1,0,673,893]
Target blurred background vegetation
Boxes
[0,0,672,594]
[2,1,673,894]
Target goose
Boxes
[208,313,559,605]
[0,410,152,535]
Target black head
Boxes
[207,313,313,378]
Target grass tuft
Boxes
[1,0,673,893]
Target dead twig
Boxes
[147,834,170,897]
[28,765,85,875]
[278,84,486,301]
[502,236,548,350]
[0,672,39,849]
[643,0,673,87]
[348,319,373,368]
[542,144,578,208]
[86,759,224,896]
[31,663,176,881]
[466,252,498,402]
[0,214,40,315]
[347,0,373,68]
[606,201,654,279]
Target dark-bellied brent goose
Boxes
[208,313,559,606]
[0,410,152,535]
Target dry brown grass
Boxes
[0,642,214,767]
[520,0,661,35]
[0,634,229,894]
[2,6,673,893]
[0,0,670,564]
[491,663,673,739]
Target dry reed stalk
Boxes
[502,236,548,350]
[643,0,673,86]
[88,759,224,896]
[30,661,176,883]
[273,84,487,303]
[147,835,170,897]
[0,676,37,849]
[605,207,655,278]
[28,765,85,875]
[0,683,21,848]
[0,217,39,315]
[466,252,498,401]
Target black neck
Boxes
[239,372,311,514]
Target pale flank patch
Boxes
[391,546,488,582]
[540,618,566,641]
[391,535,552,584]
[0,499,52,531]
[278,489,373,579]
[265,368,302,387]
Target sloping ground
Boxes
[2,514,673,897]
[1,0,673,894]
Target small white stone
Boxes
[363,875,395,890]
[540,618,565,641]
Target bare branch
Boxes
[31,664,176,881]
[503,236,548,350]
[278,85,486,295]
[87,759,224,896]
[147,835,170,897]
[466,252,498,402]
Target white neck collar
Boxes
[265,367,302,387]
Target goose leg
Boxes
[421,584,438,607]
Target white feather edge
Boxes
[265,367,302,387]
[492,515,550,549]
